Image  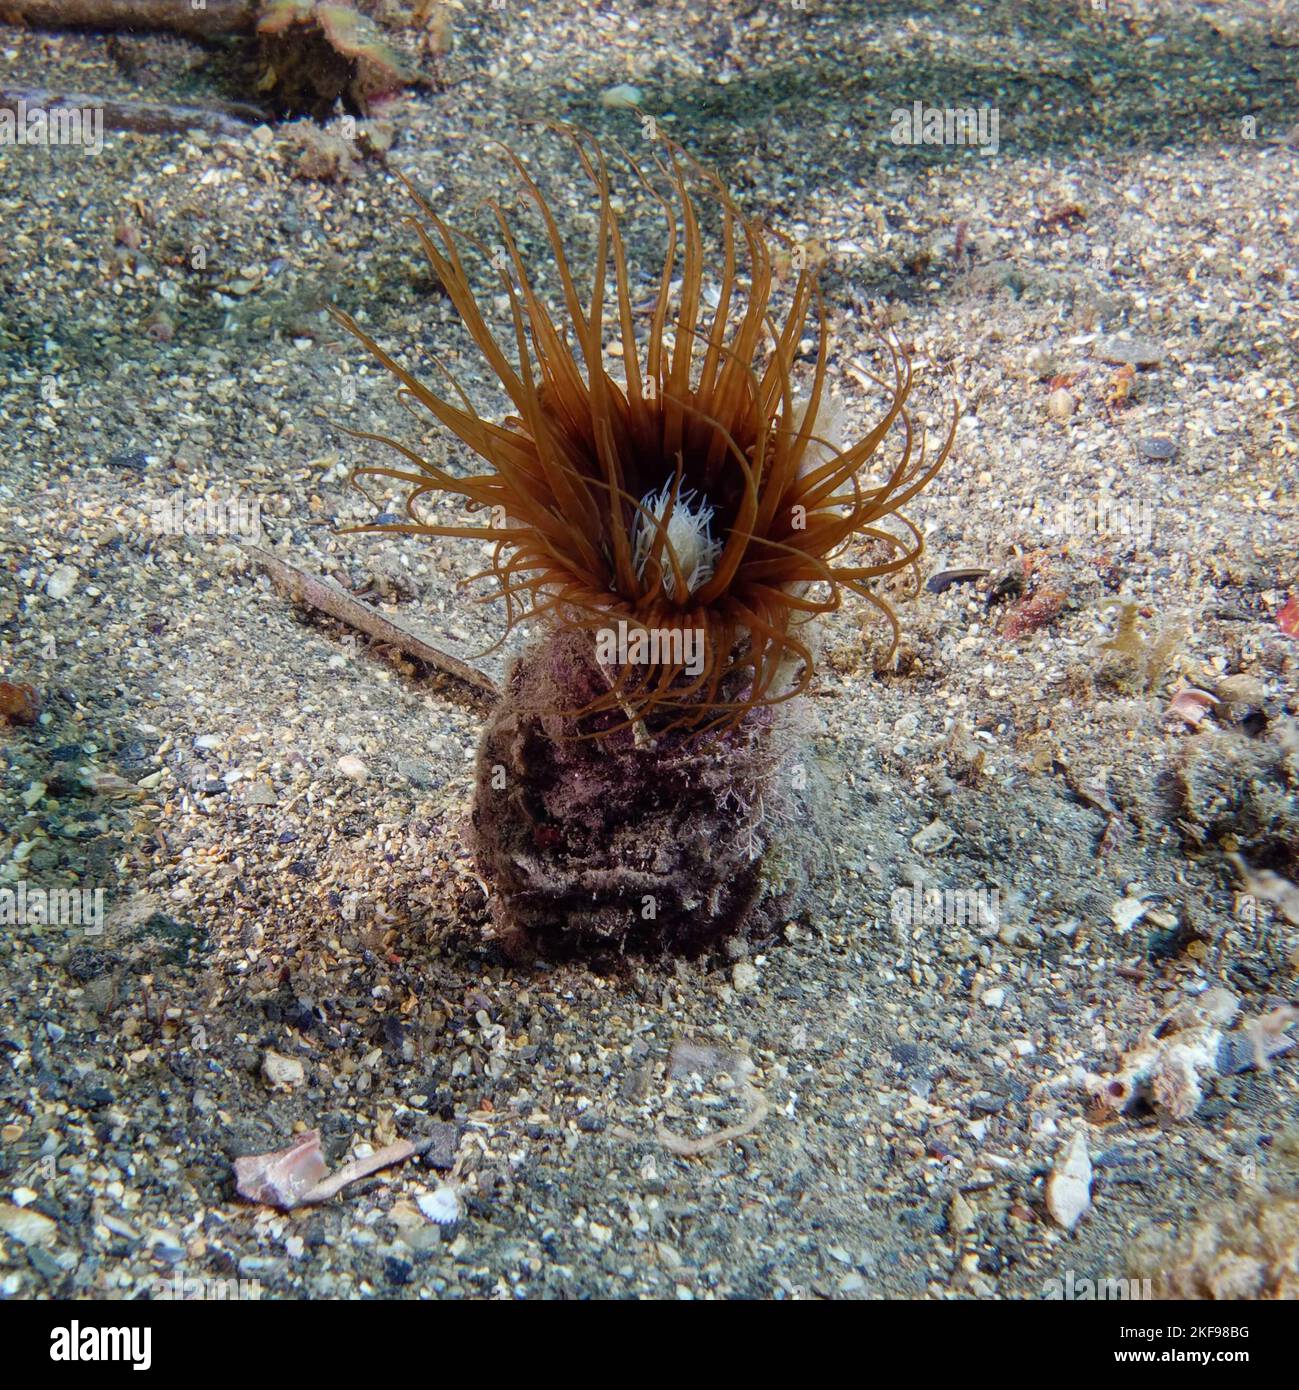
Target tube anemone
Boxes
[333,125,955,956]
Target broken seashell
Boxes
[1046,1130,1092,1232]
[233,1130,329,1209]
[1165,686,1217,727]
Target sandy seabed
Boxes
[1,0,1297,1300]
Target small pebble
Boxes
[45,564,79,600]
[244,780,277,806]
[0,1203,57,1247]
[1046,1130,1093,1232]
[949,1191,976,1234]
[1095,335,1162,368]
[600,83,643,109]
[731,960,758,992]
[1047,387,1076,421]
[1137,434,1177,461]
[911,819,955,854]
[1025,344,1056,377]
[261,1050,305,1089]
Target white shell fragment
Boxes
[44,564,78,600]
[417,1184,462,1227]
[1110,896,1149,934]
[1046,1130,1092,1233]
[600,83,643,109]
[1165,687,1217,727]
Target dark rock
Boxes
[106,449,149,471]
[890,1042,927,1071]
[75,1084,115,1110]
[397,758,441,789]
[417,1122,459,1171]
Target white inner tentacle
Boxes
[632,482,724,601]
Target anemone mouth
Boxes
[331,122,956,735]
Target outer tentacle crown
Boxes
[332,126,955,734]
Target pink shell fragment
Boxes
[1165,687,1216,726]
[233,1130,329,1210]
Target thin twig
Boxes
[297,1139,416,1206]
[246,544,499,699]
[594,651,653,749]
[0,0,260,38]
